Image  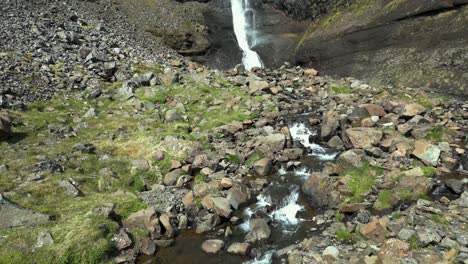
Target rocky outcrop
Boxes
[0,194,51,229]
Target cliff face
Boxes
[290,0,468,96]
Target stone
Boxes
[255,134,286,154]
[220,121,243,135]
[159,214,174,237]
[163,169,183,186]
[35,231,54,248]
[322,246,339,262]
[112,229,132,250]
[131,159,150,171]
[160,71,179,85]
[321,111,340,139]
[446,179,465,194]
[226,183,251,209]
[92,203,116,218]
[165,109,183,123]
[220,178,233,188]
[361,104,386,117]
[304,68,319,76]
[202,196,233,218]
[398,228,416,241]
[360,217,389,242]
[138,238,156,256]
[345,128,383,149]
[57,179,80,197]
[122,207,161,239]
[201,239,224,254]
[402,103,426,117]
[227,242,250,255]
[196,213,220,234]
[245,218,271,243]
[302,172,341,208]
[336,149,367,172]
[249,80,269,93]
[328,135,344,150]
[397,176,433,194]
[155,239,175,248]
[441,237,459,249]
[417,228,441,246]
[194,182,221,198]
[378,238,410,264]
[253,158,272,176]
[0,194,51,229]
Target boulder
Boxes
[302,172,341,208]
[345,128,383,149]
[253,158,272,176]
[35,231,54,248]
[227,242,250,255]
[163,169,183,186]
[165,109,183,123]
[378,239,410,264]
[0,194,51,229]
[359,217,389,242]
[159,213,175,237]
[57,179,80,197]
[336,149,367,172]
[397,176,434,194]
[249,80,269,94]
[255,134,286,154]
[402,103,426,117]
[360,104,386,117]
[321,111,340,139]
[226,183,251,209]
[202,196,233,218]
[201,239,224,254]
[322,246,340,262]
[196,212,220,234]
[112,229,132,250]
[122,207,161,239]
[245,218,271,243]
[0,113,12,140]
[412,140,441,166]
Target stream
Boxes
[153,116,339,264]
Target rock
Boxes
[397,176,434,194]
[249,80,269,94]
[226,183,251,209]
[131,159,150,172]
[302,172,341,208]
[196,213,220,234]
[417,228,441,246]
[281,148,304,160]
[227,242,250,255]
[402,103,426,117]
[378,238,410,264]
[112,229,132,250]
[122,207,161,239]
[359,217,389,242]
[322,246,339,262]
[57,179,80,197]
[446,179,465,194]
[345,128,383,149]
[304,68,319,76]
[452,190,468,207]
[201,239,224,254]
[83,107,97,118]
[398,228,416,241]
[245,218,271,243]
[253,158,272,176]
[138,238,156,256]
[155,239,175,248]
[361,104,386,117]
[35,231,54,248]
[159,213,174,237]
[0,194,51,229]
[165,109,183,123]
[321,111,340,139]
[194,182,221,198]
[220,178,233,188]
[220,121,243,135]
[178,215,188,230]
[412,140,441,166]
[328,135,344,150]
[441,237,459,249]
[256,134,286,154]
[160,71,179,85]
[336,149,367,172]
[92,203,116,218]
[163,169,183,186]
[202,196,233,218]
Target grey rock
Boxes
[201,239,224,254]
[253,158,272,176]
[417,228,441,246]
[35,231,54,248]
[165,109,183,123]
[245,218,271,243]
[57,179,80,197]
[0,194,51,229]
[227,242,250,255]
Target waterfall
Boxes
[230,0,263,70]
[289,122,338,161]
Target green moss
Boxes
[408,235,419,250]
[431,215,449,226]
[195,197,203,208]
[421,166,437,177]
[376,190,393,210]
[225,154,241,164]
[334,212,344,221]
[194,174,206,185]
[344,163,382,201]
[332,85,353,94]
[391,211,401,219]
[115,199,147,219]
[336,228,353,242]
[397,190,429,201]
[425,127,444,141]
[134,63,163,75]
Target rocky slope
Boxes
[0,1,467,264]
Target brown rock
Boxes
[302,172,341,208]
[378,238,410,264]
[202,196,233,218]
[304,68,319,76]
[360,217,389,242]
[201,239,224,254]
[402,103,426,117]
[227,242,250,255]
[321,111,340,139]
[345,128,383,149]
[253,158,272,176]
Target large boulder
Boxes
[335,149,367,172]
[397,176,434,195]
[302,172,341,208]
[253,158,272,176]
[122,207,162,239]
[255,134,286,155]
[0,195,51,229]
[320,110,340,139]
[226,183,251,209]
[202,196,233,218]
[245,218,271,243]
[359,217,389,242]
[0,113,12,140]
[201,239,224,254]
[378,239,410,264]
[402,103,427,117]
[345,128,383,149]
[412,140,441,166]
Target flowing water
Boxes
[153,118,338,264]
[230,0,263,70]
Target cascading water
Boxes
[230,0,263,70]
[289,122,338,161]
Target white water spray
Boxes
[230,0,263,70]
[289,123,338,161]
[272,187,303,225]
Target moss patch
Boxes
[332,85,353,94]
[343,163,383,201]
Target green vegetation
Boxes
[194,174,206,185]
[336,228,354,242]
[225,154,241,164]
[425,127,444,141]
[332,85,353,94]
[397,190,429,201]
[335,212,344,222]
[245,150,266,167]
[408,235,419,250]
[343,163,383,201]
[391,211,401,219]
[376,190,393,210]
[421,166,437,177]
[431,215,449,226]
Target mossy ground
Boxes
[343,163,383,202]
[0,65,254,263]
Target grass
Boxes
[397,190,429,201]
[391,211,401,219]
[343,163,383,201]
[225,154,241,165]
[375,190,393,210]
[425,127,444,141]
[408,235,419,250]
[431,215,449,226]
[421,166,437,177]
[194,174,206,185]
[335,212,344,221]
[332,85,353,94]
[336,228,354,242]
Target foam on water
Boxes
[289,122,338,160]
[243,250,274,264]
[272,187,303,225]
